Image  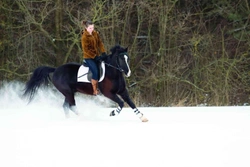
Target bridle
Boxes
[104,52,128,72]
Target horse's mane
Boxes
[110,45,126,55]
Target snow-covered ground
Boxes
[0,82,250,167]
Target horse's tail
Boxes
[23,66,56,103]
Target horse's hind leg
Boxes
[63,100,70,118]
[62,92,79,117]
[69,105,79,116]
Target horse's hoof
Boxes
[110,110,115,116]
[140,116,148,122]
[74,112,80,116]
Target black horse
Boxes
[23,45,148,122]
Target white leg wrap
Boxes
[133,108,143,118]
[133,108,148,122]
[115,106,122,115]
[110,106,122,116]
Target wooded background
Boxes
[1,0,250,106]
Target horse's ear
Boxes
[125,47,128,52]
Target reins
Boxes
[104,52,128,72]
[104,62,124,72]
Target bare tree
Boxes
[1,0,250,106]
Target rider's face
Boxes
[86,25,94,34]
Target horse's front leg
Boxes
[119,90,148,122]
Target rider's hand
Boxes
[94,55,101,62]
[100,52,108,60]
[95,52,108,62]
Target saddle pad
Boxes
[77,61,105,83]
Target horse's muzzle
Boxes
[125,70,131,77]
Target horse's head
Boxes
[109,45,131,77]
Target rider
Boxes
[81,20,108,95]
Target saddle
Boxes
[77,61,105,83]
